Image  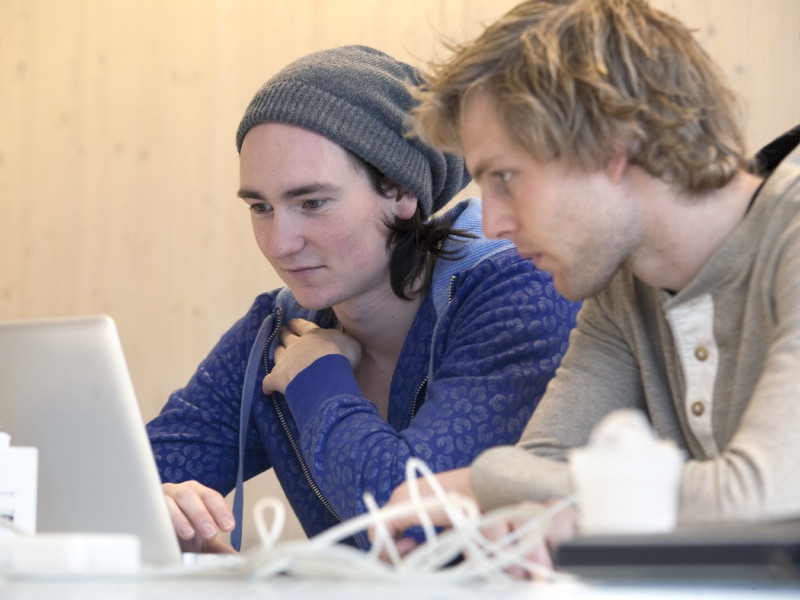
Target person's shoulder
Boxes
[219,288,283,344]
[244,289,283,320]
[462,245,553,287]
[452,246,579,317]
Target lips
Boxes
[518,250,542,262]
[285,266,319,273]
[282,265,323,280]
[519,252,546,270]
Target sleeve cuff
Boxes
[284,354,362,431]
[470,446,574,511]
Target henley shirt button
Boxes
[695,346,709,361]
[691,401,705,416]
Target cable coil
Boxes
[236,458,577,583]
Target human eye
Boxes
[494,171,512,184]
[248,201,272,215]
[489,171,513,194]
[301,198,327,211]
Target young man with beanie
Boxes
[380,0,800,568]
[146,45,580,553]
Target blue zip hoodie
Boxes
[147,198,580,549]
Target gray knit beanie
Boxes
[235,45,470,219]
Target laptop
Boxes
[0,315,182,567]
[555,519,800,583]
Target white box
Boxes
[0,444,38,535]
[0,533,141,575]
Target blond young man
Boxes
[381,0,800,566]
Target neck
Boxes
[332,277,425,420]
[629,168,764,292]
[333,286,423,365]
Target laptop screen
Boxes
[0,315,182,567]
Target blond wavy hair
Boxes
[411,0,746,192]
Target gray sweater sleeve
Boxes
[471,290,650,510]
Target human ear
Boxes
[393,191,419,220]
[605,153,629,185]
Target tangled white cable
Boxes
[233,458,577,584]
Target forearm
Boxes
[676,387,800,524]
[470,446,573,511]
[287,353,551,522]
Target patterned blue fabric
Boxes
[146,199,580,549]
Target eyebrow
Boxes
[237,183,339,201]
[469,152,509,184]
[466,149,502,182]
[469,162,488,183]
[469,159,495,184]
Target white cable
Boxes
[237,456,578,584]
[362,491,401,566]
[252,496,285,550]
[453,496,578,582]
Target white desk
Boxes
[2,575,799,600]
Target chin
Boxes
[558,273,614,302]
[556,285,586,303]
[291,298,329,311]
[288,292,339,312]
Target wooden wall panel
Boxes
[2,0,798,548]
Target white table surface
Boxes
[2,574,799,600]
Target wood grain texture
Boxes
[2,0,798,548]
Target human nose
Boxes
[258,211,304,259]
[481,196,517,241]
